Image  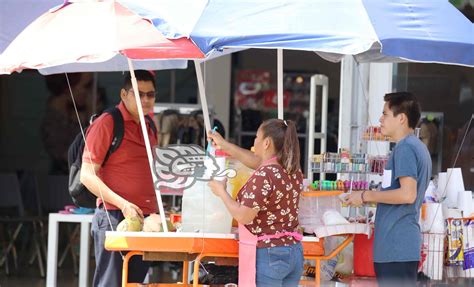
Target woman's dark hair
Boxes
[260,119,301,174]
[384,92,421,129]
[123,70,156,90]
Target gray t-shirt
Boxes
[373,134,432,263]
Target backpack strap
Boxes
[101,107,156,166]
[102,107,124,166]
[145,114,157,136]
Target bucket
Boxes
[353,233,376,277]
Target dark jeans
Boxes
[91,208,150,287]
[374,261,418,287]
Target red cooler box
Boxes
[354,233,376,277]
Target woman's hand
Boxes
[208,179,228,198]
[207,131,227,150]
[121,201,144,223]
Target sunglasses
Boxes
[127,89,156,99]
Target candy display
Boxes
[308,180,374,192]
[311,152,388,174]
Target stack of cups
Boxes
[442,168,465,208]
[436,172,447,202]
[422,203,445,233]
[457,190,473,217]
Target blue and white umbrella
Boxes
[121,0,474,67]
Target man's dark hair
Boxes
[123,70,156,90]
[384,92,421,129]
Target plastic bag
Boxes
[335,241,353,276]
[302,237,340,281]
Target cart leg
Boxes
[315,259,321,286]
[182,260,189,286]
[122,251,142,287]
[193,255,205,287]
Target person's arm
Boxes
[366,176,417,204]
[208,180,258,224]
[80,162,144,221]
[345,176,417,206]
[207,131,261,169]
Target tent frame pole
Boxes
[194,60,212,133]
[277,49,284,120]
[127,58,168,232]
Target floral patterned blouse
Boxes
[237,164,303,248]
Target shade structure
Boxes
[3,0,473,73]
[120,0,474,67]
[1,0,473,234]
[0,0,207,233]
[0,0,204,74]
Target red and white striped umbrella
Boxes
[0,0,204,74]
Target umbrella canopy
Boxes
[0,0,208,233]
[1,0,472,232]
[0,0,204,74]
[121,0,474,67]
[354,0,474,66]
[4,0,473,72]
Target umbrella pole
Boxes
[127,58,168,232]
[277,49,284,120]
[194,60,212,133]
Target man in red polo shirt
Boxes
[80,70,158,287]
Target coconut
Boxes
[117,216,143,232]
[143,214,162,232]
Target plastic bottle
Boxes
[214,149,228,181]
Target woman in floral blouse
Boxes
[208,119,304,287]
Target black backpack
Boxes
[67,107,156,208]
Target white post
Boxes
[46,215,59,287]
[321,82,328,155]
[307,76,317,181]
[367,63,393,157]
[338,56,354,150]
[307,74,328,182]
[127,58,168,232]
[79,221,91,287]
[277,49,284,119]
[194,60,212,133]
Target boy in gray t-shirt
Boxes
[346,92,431,286]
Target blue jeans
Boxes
[256,242,304,287]
[91,208,150,287]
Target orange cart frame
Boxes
[105,231,353,287]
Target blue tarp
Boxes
[120,0,474,66]
[362,0,474,66]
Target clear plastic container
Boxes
[298,194,341,233]
[181,181,233,233]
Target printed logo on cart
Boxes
[153,144,236,190]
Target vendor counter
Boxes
[105,231,353,286]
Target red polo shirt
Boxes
[82,102,158,214]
